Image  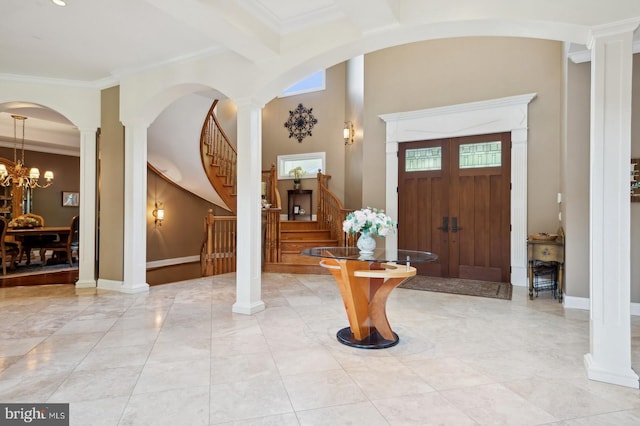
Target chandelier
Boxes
[0,115,54,189]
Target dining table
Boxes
[301,246,438,349]
[7,226,71,265]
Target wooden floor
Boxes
[0,268,78,287]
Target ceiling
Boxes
[1,0,640,205]
[0,0,389,155]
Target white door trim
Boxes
[380,93,536,286]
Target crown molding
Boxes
[568,38,640,64]
[0,72,112,89]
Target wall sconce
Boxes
[343,121,354,145]
[152,202,165,227]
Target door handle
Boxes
[451,217,462,233]
[437,216,448,232]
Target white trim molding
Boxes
[380,93,537,286]
[567,30,640,63]
[563,295,591,311]
[146,255,200,269]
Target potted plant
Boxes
[288,166,306,190]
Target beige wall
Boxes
[0,148,79,226]
[362,38,564,232]
[565,54,640,301]
[147,263,202,286]
[99,86,124,281]
[146,168,227,285]
[344,56,364,209]
[565,59,591,299]
[215,99,238,147]
[262,63,347,214]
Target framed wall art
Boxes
[284,103,318,143]
[62,191,79,207]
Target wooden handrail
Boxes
[261,164,281,209]
[200,99,237,213]
[316,172,355,247]
[262,164,282,263]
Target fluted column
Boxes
[232,98,265,315]
[585,21,639,388]
[98,122,149,294]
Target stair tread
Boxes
[281,229,327,232]
[281,238,336,241]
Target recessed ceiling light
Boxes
[52,0,66,6]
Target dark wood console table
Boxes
[287,189,312,220]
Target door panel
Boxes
[398,140,448,277]
[399,133,511,282]
[450,133,511,282]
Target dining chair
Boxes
[40,216,79,266]
[0,217,19,275]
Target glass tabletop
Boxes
[300,247,438,264]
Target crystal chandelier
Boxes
[0,115,54,189]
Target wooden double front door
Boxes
[398,132,511,282]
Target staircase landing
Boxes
[263,220,336,274]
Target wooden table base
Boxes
[320,258,416,349]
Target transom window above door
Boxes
[459,141,502,168]
[405,147,442,172]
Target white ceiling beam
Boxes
[334,0,400,33]
[144,0,281,63]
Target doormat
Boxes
[399,276,512,300]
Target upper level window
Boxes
[277,152,325,180]
[280,70,326,97]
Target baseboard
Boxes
[97,278,124,291]
[146,255,200,269]
[563,295,640,316]
[563,295,590,311]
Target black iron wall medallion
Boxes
[284,103,318,143]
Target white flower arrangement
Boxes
[342,207,397,237]
[288,166,306,181]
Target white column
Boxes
[510,128,528,287]
[232,99,265,315]
[385,140,398,253]
[585,22,639,388]
[75,129,97,288]
[117,123,149,293]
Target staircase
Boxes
[201,99,237,214]
[200,99,354,276]
[264,220,337,274]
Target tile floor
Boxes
[0,273,639,425]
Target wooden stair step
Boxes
[280,239,338,252]
[280,220,320,231]
[280,252,324,265]
[281,229,332,240]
